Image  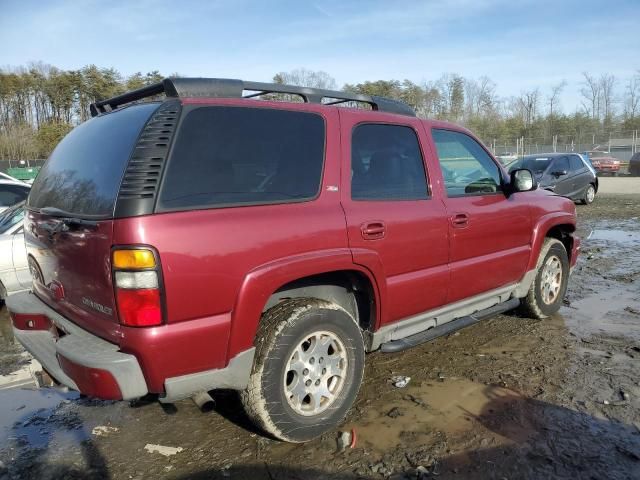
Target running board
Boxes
[380,297,521,353]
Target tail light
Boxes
[112,248,163,327]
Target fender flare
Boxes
[527,212,576,272]
[226,248,383,359]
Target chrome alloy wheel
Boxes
[283,330,348,416]
[541,255,563,305]
[586,185,595,203]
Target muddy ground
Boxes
[1,193,639,480]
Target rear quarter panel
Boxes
[112,104,352,366]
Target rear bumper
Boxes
[7,291,148,400]
[7,291,256,402]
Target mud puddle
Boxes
[588,228,640,243]
[562,289,640,341]
[350,379,532,453]
[0,388,81,448]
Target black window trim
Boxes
[154,103,328,214]
[349,121,432,202]
[431,127,507,199]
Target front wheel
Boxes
[241,298,365,442]
[519,238,569,319]
[581,184,596,205]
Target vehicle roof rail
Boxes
[89,78,416,117]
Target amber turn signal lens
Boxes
[113,249,156,269]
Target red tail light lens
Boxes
[116,288,162,327]
[112,248,163,327]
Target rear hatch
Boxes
[24,102,161,341]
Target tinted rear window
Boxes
[158,106,325,211]
[28,103,159,217]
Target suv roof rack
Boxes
[89,77,416,118]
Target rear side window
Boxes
[569,155,583,170]
[554,156,570,172]
[28,103,159,217]
[0,184,29,208]
[351,124,428,201]
[158,107,325,210]
[432,129,502,196]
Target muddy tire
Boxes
[519,238,569,319]
[241,298,365,443]
[581,183,596,205]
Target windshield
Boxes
[0,201,25,234]
[28,102,160,217]
[520,157,552,174]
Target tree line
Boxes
[0,62,163,161]
[1,63,639,161]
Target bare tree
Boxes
[273,68,337,90]
[547,80,567,117]
[623,71,640,119]
[518,88,539,128]
[465,76,497,118]
[580,72,600,119]
[599,73,616,119]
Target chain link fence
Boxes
[488,130,640,163]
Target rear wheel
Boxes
[581,183,596,205]
[519,238,569,319]
[241,298,365,442]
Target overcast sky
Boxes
[1,0,638,113]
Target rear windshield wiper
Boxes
[38,207,107,227]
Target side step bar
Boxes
[380,297,521,353]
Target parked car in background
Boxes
[7,77,580,443]
[7,166,41,184]
[0,201,29,301]
[629,152,640,176]
[510,153,598,204]
[495,152,518,166]
[0,180,30,213]
[584,151,620,176]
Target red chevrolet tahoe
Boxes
[7,78,580,442]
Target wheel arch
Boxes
[528,213,576,272]
[226,249,381,359]
[262,271,377,332]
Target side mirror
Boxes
[551,170,568,177]
[509,169,537,193]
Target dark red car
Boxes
[586,151,621,175]
[7,78,580,442]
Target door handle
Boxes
[361,221,386,240]
[451,213,469,228]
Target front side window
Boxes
[432,129,502,197]
[159,107,325,210]
[351,124,428,201]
